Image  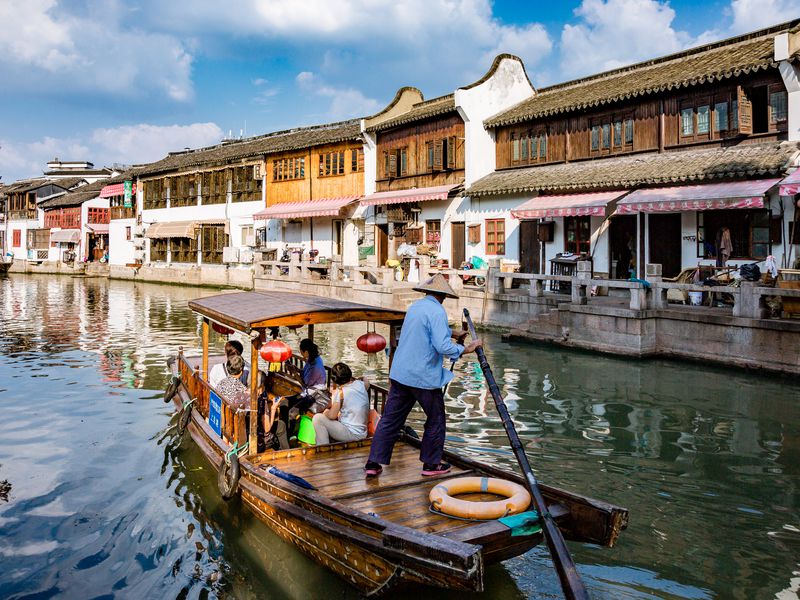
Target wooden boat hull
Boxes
[170,358,485,595]
[169,353,627,595]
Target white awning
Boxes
[51,229,81,243]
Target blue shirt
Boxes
[302,355,326,388]
[390,295,464,389]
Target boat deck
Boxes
[262,442,508,536]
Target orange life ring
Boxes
[429,476,531,520]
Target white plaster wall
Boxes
[455,57,535,187]
[462,196,522,263]
[109,219,136,265]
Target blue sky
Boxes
[0,0,796,183]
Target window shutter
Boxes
[400,148,408,176]
[737,86,752,135]
[447,136,457,169]
[389,153,398,177]
[427,142,434,171]
[433,139,444,170]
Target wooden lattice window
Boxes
[485,219,505,255]
[274,157,305,182]
[405,227,422,243]
[202,170,227,204]
[44,212,60,228]
[27,229,50,248]
[171,236,197,263]
[170,175,197,207]
[150,238,168,262]
[144,179,166,209]
[468,224,481,244]
[232,166,262,202]
[201,225,227,264]
[12,230,21,247]
[87,208,109,224]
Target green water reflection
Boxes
[0,274,798,600]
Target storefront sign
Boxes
[209,390,222,436]
[123,180,133,208]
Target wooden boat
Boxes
[167,291,628,595]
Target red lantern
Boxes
[212,322,234,336]
[357,331,386,354]
[260,339,293,372]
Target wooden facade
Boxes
[375,113,466,192]
[142,161,265,210]
[266,140,364,205]
[495,71,789,169]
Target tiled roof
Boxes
[136,120,361,177]
[39,180,106,209]
[49,177,89,190]
[485,20,799,128]
[366,94,457,133]
[467,142,800,197]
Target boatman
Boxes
[365,274,482,477]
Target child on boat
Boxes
[312,363,369,445]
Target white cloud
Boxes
[296,72,381,120]
[90,123,224,164]
[559,0,692,79]
[0,0,193,101]
[1,123,223,182]
[729,0,798,34]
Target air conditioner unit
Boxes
[133,238,145,248]
[135,225,145,236]
[222,247,239,263]
[252,164,261,180]
[239,249,254,264]
[245,235,255,247]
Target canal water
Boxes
[0,274,798,600]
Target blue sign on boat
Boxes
[209,391,222,436]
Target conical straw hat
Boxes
[413,273,459,299]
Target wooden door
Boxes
[519,220,540,273]
[648,213,682,278]
[376,225,389,266]
[451,222,465,268]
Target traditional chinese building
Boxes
[470,20,800,279]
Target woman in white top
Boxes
[312,362,370,445]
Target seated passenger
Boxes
[216,354,250,409]
[312,363,369,445]
[257,370,289,451]
[277,339,330,429]
[209,340,250,388]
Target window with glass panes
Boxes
[698,209,771,259]
[485,219,505,255]
[319,151,345,177]
[351,148,364,172]
[274,157,305,181]
[425,220,441,246]
[769,86,788,124]
[564,216,591,255]
[144,179,166,209]
[590,114,633,155]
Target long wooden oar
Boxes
[463,308,589,600]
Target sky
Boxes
[0,0,797,183]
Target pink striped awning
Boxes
[361,184,460,206]
[99,182,136,198]
[617,178,781,214]
[87,223,109,234]
[253,196,359,220]
[511,191,627,219]
[779,170,800,196]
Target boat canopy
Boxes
[188,291,406,333]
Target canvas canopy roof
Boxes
[188,291,406,333]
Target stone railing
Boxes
[254,257,797,321]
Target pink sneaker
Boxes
[364,461,382,477]
[421,462,451,476]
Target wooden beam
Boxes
[201,318,209,380]
[307,324,315,342]
[249,335,259,454]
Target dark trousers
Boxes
[368,379,445,466]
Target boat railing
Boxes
[178,352,246,446]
